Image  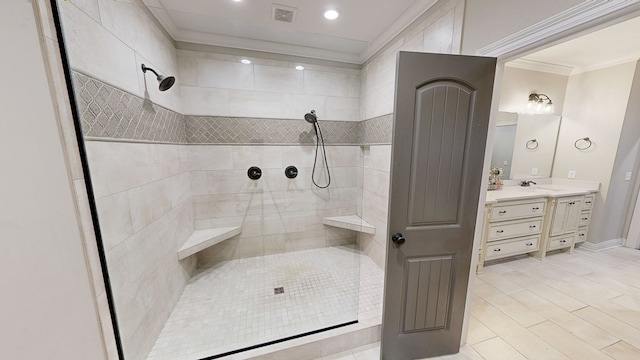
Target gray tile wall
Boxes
[73,72,393,145]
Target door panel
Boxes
[409,82,471,225]
[382,52,496,359]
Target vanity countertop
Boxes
[485,183,598,204]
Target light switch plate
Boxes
[531,168,538,175]
[568,170,576,179]
[625,172,632,181]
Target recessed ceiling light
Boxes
[295,65,305,70]
[323,9,340,20]
[233,0,242,2]
[240,59,251,64]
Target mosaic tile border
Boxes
[72,72,186,143]
[73,73,392,145]
[185,116,361,145]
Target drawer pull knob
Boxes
[496,230,504,234]
[560,240,567,243]
[526,243,534,246]
[579,233,585,236]
[498,211,507,214]
[586,201,592,204]
[582,217,588,220]
[529,225,537,229]
[569,201,575,205]
[532,207,540,211]
[494,248,501,252]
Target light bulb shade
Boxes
[526,93,553,114]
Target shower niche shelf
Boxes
[178,226,242,260]
[323,215,375,234]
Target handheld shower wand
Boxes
[304,110,331,188]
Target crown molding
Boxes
[477,0,640,59]
[506,59,573,76]
[571,54,640,74]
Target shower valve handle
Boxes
[392,233,406,246]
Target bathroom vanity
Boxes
[476,182,598,273]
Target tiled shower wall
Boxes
[178,49,361,121]
[87,140,195,360]
[190,145,362,268]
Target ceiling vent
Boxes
[272,4,297,23]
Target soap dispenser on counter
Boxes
[488,166,503,190]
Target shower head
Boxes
[304,110,317,123]
[141,64,175,91]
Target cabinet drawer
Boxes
[579,211,591,227]
[488,218,543,240]
[485,235,540,260]
[576,227,588,243]
[490,201,546,222]
[548,235,574,251]
[583,194,595,210]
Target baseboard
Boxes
[577,238,624,252]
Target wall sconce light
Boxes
[527,93,554,114]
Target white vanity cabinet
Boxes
[533,193,594,260]
[477,187,597,273]
[575,194,594,244]
[477,198,545,273]
[549,196,583,237]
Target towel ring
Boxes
[526,139,539,150]
[574,137,592,150]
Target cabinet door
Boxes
[565,198,583,233]
[550,200,568,236]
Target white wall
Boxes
[499,67,569,115]
[178,49,361,121]
[602,61,640,244]
[60,0,182,112]
[553,62,637,243]
[0,1,107,358]
[461,0,583,55]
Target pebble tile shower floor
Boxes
[147,246,383,360]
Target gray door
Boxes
[381,52,496,359]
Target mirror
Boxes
[491,111,561,179]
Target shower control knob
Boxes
[285,166,298,179]
[247,166,262,180]
[392,233,406,246]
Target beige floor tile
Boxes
[529,321,614,360]
[471,300,570,360]
[472,278,505,300]
[472,337,527,360]
[602,341,640,360]
[476,271,525,295]
[574,306,640,350]
[527,283,588,312]
[543,252,598,276]
[316,350,357,360]
[351,343,380,360]
[466,315,497,345]
[510,290,619,350]
[611,294,640,311]
[592,297,640,331]
[483,293,546,327]
[581,273,640,300]
[546,275,621,306]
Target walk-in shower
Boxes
[56,1,384,358]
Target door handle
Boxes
[392,233,406,246]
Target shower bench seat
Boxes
[323,215,375,234]
[177,226,242,260]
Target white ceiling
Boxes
[510,14,640,75]
[141,0,437,64]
